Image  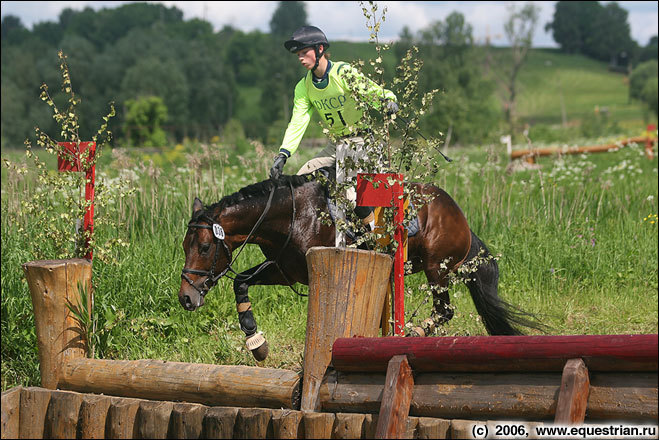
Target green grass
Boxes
[2,137,657,391]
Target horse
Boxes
[178,171,543,361]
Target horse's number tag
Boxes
[213,224,225,240]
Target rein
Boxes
[181,180,307,299]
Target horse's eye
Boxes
[199,243,211,254]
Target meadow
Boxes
[2,134,657,391]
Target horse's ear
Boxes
[193,197,203,213]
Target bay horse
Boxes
[179,171,543,361]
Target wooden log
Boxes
[134,400,173,439]
[168,402,207,439]
[271,410,304,439]
[375,355,414,439]
[587,372,658,420]
[331,334,658,373]
[105,397,142,439]
[201,407,238,439]
[59,357,301,409]
[554,358,590,424]
[302,412,335,439]
[510,136,651,161]
[1,387,21,440]
[302,247,392,411]
[234,408,272,439]
[78,393,113,439]
[23,259,92,389]
[318,371,657,421]
[19,387,51,439]
[332,413,365,439]
[43,390,83,439]
[416,417,450,439]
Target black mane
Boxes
[205,167,335,213]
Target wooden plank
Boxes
[555,358,590,424]
[375,355,414,439]
[43,390,83,439]
[319,371,657,421]
[331,334,658,373]
[302,247,392,411]
[19,387,51,439]
[105,397,141,439]
[168,402,207,439]
[78,394,113,439]
[332,413,365,439]
[234,408,272,439]
[59,357,301,409]
[1,387,21,440]
[302,412,335,439]
[271,409,303,439]
[201,407,238,439]
[134,400,173,439]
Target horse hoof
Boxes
[246,332,268,361]
[251,341,269,361]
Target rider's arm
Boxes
[279,77,313,157]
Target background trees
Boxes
[0,1,655,149]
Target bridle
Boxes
[181,179,306,300]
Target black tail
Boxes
[464,230,549,335]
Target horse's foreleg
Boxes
[233,263,292,361]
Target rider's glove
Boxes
[384,100,399,116]
[269,152,288,180]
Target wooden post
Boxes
[554,358,590,424]
[333,413,366,439]
[271,410,304,439]
[43,390,83,439]
[134,400,173,439]
[302,247,392,412]
[1,387,21,440]
[168,403,207,439]
[19,387,52,439]
[105,397,142,439]
[23,259,92,389]
[201,407,238,439]
[78,394,113,439]
[234,408,272,439]
[375,355,414,439]
[302,412,335,439]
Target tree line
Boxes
[1,1,656,149]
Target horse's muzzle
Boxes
[179,287,205,311]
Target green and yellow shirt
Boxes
[279,61,396,156]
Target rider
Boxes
[269,25,399,246]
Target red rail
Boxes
[331,334,658,373]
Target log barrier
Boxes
[4,255,657,438]
[510,136,656,163]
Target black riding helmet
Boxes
[284,26,330,72]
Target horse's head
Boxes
[179,197,232,311]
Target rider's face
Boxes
[296,46,318,70]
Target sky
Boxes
[1,1,658,48]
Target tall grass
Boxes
[2,137,657,390]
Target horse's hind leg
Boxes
[233,263,292,361]
[423,268,454,329]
